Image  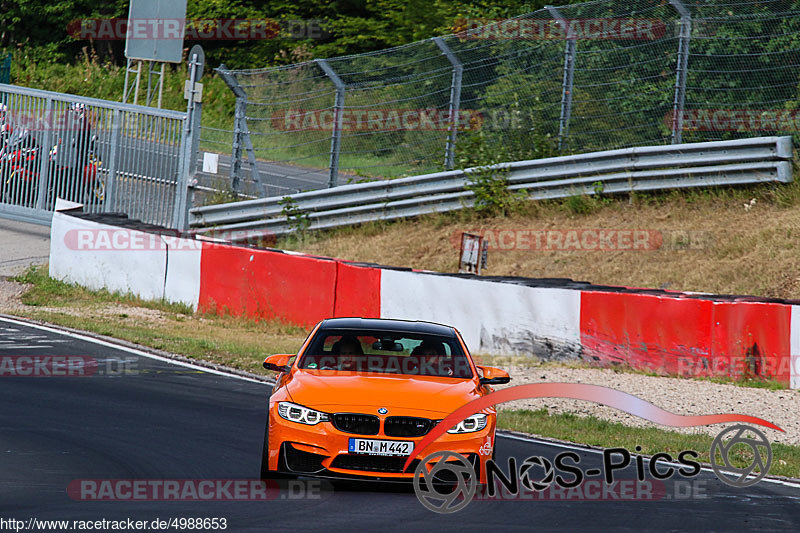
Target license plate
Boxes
[348,438,413,456]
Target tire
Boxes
[260,407,295,481]
[259,416,273,480]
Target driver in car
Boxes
[331,335,363,371]
[413,340,453,376]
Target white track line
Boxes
[0,316,268,385]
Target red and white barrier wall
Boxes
[379,270,581,358]
[49,208,800,388]
[49,206,201,308]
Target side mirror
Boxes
[263,354,293,373]
[476,365,510,386]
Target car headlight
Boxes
[447,414,488,433]
[277,401,329,425]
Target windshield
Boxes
[299,328,473,378]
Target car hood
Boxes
[284,370,482,417]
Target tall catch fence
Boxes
[206,0,800,195]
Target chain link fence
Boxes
[203,0,800,196]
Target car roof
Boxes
[318,317,457,337]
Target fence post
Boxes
[34,98,54,210]
[316,59,345,188]
[217,64,263,193]
[433,37,463,170]
[189,88,202,179]
[172,52,200,231]
[669,0,691,144]
[104,108,121,212]
[547,6,577,152]
[230,97,246,192]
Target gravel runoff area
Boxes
[495,363,800,445]
[0,279,27,312]
[1,276,798,446]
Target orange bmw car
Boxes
[260,317,510,483]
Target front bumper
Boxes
[267,406,494,482]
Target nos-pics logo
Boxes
[413,424,773,514]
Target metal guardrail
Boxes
[189,136,794,238]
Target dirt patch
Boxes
[0,278,27,312]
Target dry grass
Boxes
[280,182,800,299]
[12,308,309,376]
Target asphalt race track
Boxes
[1,316,799,532]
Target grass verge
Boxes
[276,179,800,300]
[6,266,799,479]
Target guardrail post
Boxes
[669,0,691,144]
[104,108,121,211]
[34,97,54,210]
[547,6,577,152]
[316,59,345,188]
[433,37,463,171]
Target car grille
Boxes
[330,454,421,473]
[331,413,380,435]
[384,416,434,437]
